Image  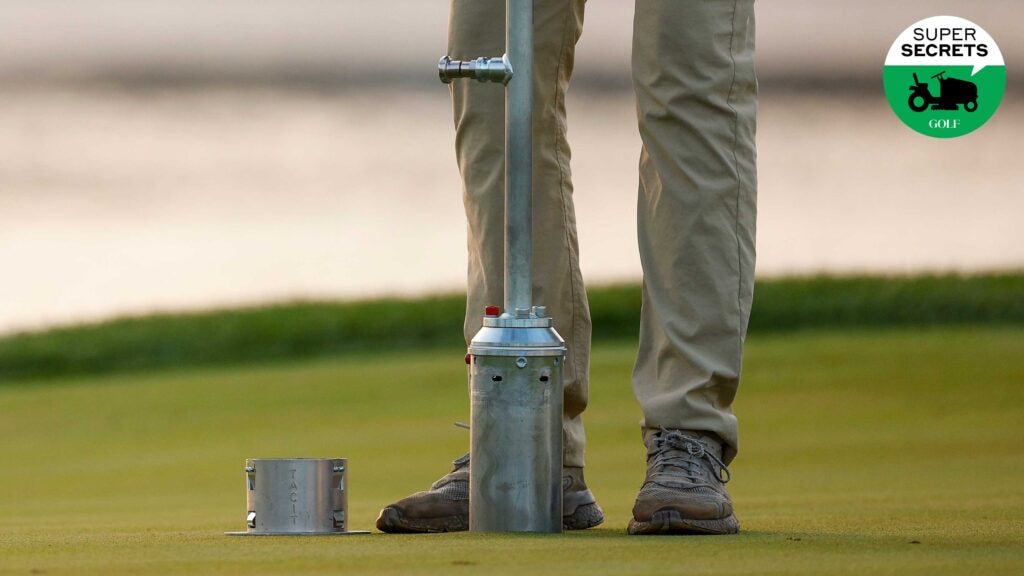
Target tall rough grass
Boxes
[2,273,1021,382]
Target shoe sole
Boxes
[376,507,468,533]
[376,502,605,533]
[627,509,739,535]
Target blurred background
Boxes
[2,0,1022,335]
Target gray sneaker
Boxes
[376,453,604,533]
[627,428,739,535]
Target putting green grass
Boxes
[1,327,1022,574]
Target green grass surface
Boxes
[2,327,1022,574]
[2,273,1023,382]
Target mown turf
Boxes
[1,327,1022,575]
[2,273,1022,381]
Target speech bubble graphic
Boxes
[885,15,1004,76]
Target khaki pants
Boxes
[450,0,757,467]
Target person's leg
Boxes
[629,0,757,534]
[456,0,591,470]
[377,0,601,533]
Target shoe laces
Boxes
[650,428,731,484]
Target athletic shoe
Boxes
[376,453,604,532]
[627,428,739,535]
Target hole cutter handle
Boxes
[438,55,513,85]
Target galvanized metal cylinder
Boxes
[242,458,349,535]
[468,317,564,532]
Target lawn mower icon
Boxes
[908,71,978,112]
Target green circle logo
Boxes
[883,16,1006,138]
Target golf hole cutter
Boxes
[439,0,566,533]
